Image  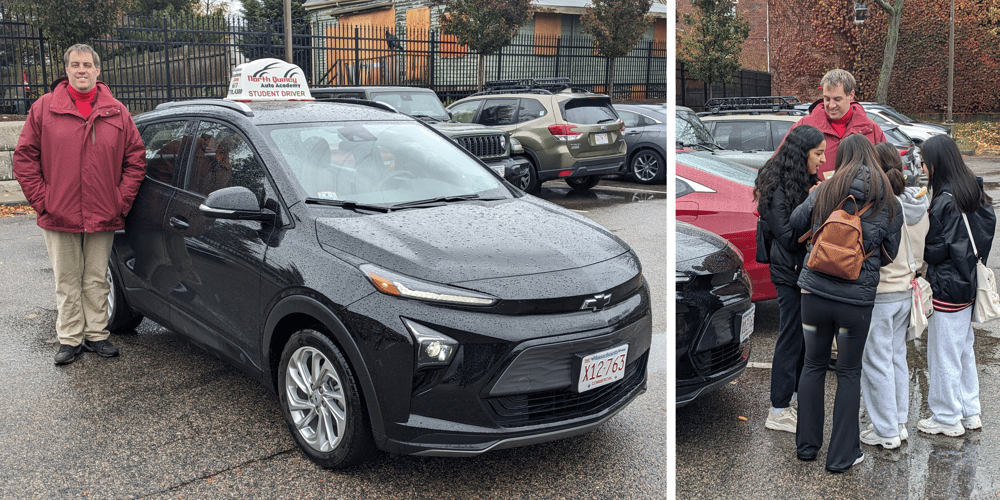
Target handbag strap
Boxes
[961,212,981,260]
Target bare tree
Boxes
[871,0,905,104]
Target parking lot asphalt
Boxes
[0,177,667,499]
[676,156,1000,499]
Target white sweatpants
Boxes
[861,297,909,438]
[927,307,980,425]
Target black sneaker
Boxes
[83,339,120,358]
[54,344,83,365]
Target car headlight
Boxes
[360,264,498,306]
[402,318,459,369]
[499,134,507,150]
[510,137,523,154]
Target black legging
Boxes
[797,293,873,472]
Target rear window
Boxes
[561,98,618,124]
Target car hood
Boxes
[315,198,630,284]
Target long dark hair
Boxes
[922,134,992,213]
[754,125,823,214]
[812,134,895,227]
[874,142,905,196]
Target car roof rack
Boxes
[311,97,399,113]
[700,96,804,115]
[471,77,592,96]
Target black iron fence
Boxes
[0,7,667,114]
[676,60,771,111]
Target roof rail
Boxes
[311,97,399,113]
[703,96,802,114]
[155,99,254,117]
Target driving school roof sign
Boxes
[226,58,314,102]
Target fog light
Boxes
[403,318,459,369]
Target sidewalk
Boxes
[0,180,26,206]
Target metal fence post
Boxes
[554,37,561,77]
[645,40,653,99]
[496,47,502,81]
[38,28,47,90]
[354,27,360,85]
[428,30,436,93]
[163,17,172,102]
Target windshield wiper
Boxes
[597,118,619,124]
[676,141,716,151]
[305,197,392,213]
[388,194,493,210]
[412,114,445,122]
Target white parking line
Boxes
[596,186,666,195]
[747,362,772,369]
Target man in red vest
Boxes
[786,69,887,179]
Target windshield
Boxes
[676,108,717,146]
[678,151,757,188]
[264,121,509,206]
[880,107,914,125]
[370,91,450,120]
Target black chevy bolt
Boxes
[106,60,652,469]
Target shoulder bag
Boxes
[901,210,931,340]
[961,212,1000,323]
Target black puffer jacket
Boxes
[761,184,811,287]
[924,180,997,305]
[790,166,902,306]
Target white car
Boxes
[861,102,951,145]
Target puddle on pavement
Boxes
[538,186,666,210]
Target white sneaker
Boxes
[918,417,965,437]
[853,453,865,466]
[899,423,908,441]
[765,407,796,433]
[962,414,982,430]
[860,425,901,449]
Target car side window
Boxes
[449,100,481,123]
[141,120,191,186]
[867,112,889,125]
[619,111,641,128]
[770,121,793,150]
[184,121,270,206]
[727,121,769,151]
[516,99,546,124]
[479,99,518,126]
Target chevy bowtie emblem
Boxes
[581,293,612,312]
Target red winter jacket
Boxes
[13,79,146,233]
[785,100,886,179]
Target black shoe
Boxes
[54,344,83,365]
[83,339,120,358]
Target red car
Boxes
[676,149,776,301]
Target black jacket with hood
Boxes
[790,166,903,306]
[761,184,811,287]
[924,179,997,306]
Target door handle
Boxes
[168,216,189,230]
[626,130,641,135]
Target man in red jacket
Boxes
[786,69,887,179]
[13,44,146,365]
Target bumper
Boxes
[483,156,532,185]
[537,155,626,181]
[676,341,750,407]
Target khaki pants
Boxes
[42,230,115,346]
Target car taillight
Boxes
[548,124,581,141]
[620,120,626,132]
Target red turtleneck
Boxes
[828,106,853,138]
[67,85,97,117]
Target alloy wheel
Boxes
[285,346,348,452]
[632,152,660,182]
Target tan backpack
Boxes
[800,195,875,281]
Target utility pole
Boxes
[284,0,292,63]
[946,0,954,124]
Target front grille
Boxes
[486,352,647,427]
[693,340,744,374]
[456,135,504,159]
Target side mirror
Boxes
[199,186,275,221]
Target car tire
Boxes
[566,175,601,190]
[106,265,143,333]
[627,149,665,184]
[278,328,377,469]
[519,156,541,194]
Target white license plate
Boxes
[575,344,629,393]
[491,165,505,177]
[594,133,609,145]
[739,304,755,343]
